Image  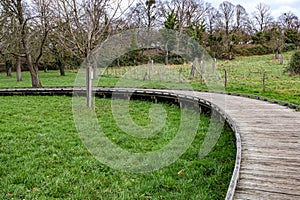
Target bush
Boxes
[287,51,300,75]
[169,56,185,65]
[233,44,272,56]
[248,45,272,55]
[282,43,297,52]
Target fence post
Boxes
[200,60,204,85]
[224,69,227,89]
[262,71,266,92]
[212,59,216,71]
[279,54,284,65]
[179,69,182,83]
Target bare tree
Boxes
[215,1,236,59]
[52,0,128,78]
[235,5,249,31]
[268,24,285,59]
[206,4,220,35]
[234,4,252,43]
[218,1,235,36]
[278,11,300,30]
[252,3,273,32]
[0,0,55,87]
[125,0,159,30]
[146,0,156,31]
[160,0,208,33]
[0,2,23,81]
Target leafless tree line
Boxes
[0,0,299,87]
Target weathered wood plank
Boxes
[190,91,300,199]
[236,178,300,196]
[234,189,300,200]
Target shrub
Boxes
[169,56,185,65]
[282,43,297,52]
[233,44,272,56]
[248,45,272,55]
[287,51,300,75]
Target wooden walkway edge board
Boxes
[0,87,299,200]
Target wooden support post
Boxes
[212,59,216,71]
[179,69,182,83]
[224,69,227,89]
[262,71,266,92]
[200,60,204,85]
[279,54,284,65]
[134,68,138,80]
[87,66,93,108]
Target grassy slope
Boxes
[0,96,235,199]
[217,52,300,105]
[0,52,299,105]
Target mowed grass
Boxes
[0,51,299,105]
[0,96,235,199]
[0,70,78,88]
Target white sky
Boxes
[115,0,300,20]
[207,0,300,19]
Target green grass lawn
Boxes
[0,70,78,88]
[0,96,235,199]
[217,52,300,105]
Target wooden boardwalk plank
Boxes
[234,189,300,200]
[188,92,300,200]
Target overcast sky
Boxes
[207,0,300,19]
[118,0,300,20]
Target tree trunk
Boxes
[6,67,12,77]
[164,44,169,65]
[117,58,120,67]
[165,51,169,65]
[275,49,279,59]
[59,65,65,76]
[190,57,198,78]
[17,0,42,88]
[58,59,65,76]
[29,66,42,87]
[16,56,22,82]
[26,49,42,87]
[5,60,12,77]
[86,65,93,108]
[44,65,48,72]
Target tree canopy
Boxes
[0,0,299,86]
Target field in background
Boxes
[1,52,299,105]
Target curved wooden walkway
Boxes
[178,91,300,200]
[0,87,299,199]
